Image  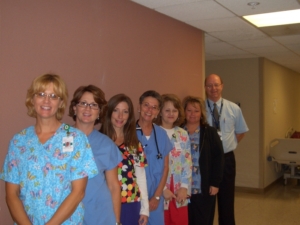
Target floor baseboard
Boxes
[235,177,282,194]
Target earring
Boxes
[74,112,76,116]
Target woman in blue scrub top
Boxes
[69,85,122,225]
[136,90,173,225]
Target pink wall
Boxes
[0,0,204,223]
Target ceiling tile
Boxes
[131,0,206,9]
[132,0,300,73]
[285,43,300,55]
[205,34,222,43]
[273,34,300,45]
[247,47,295,57]
[187,16,250,32]
[215,0,300,16]
[208,26,267,42]
[205,42,249,56]
[227,37,279,48]
[155,1,234,22]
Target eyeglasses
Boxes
[142,102,159,111]
[35,92,60,100]
[77,101,99,110]
[205,83,222,89]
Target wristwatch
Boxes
[155,196,160,200]
[116,223,122,225]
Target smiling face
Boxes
[205,74,223,102]
[73,92,100,126]
[139,96,160,123]
[160,101,178,129]
[185,102,201,125]
[32,82,62,121]
[111,101,129,131]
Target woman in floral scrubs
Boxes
[1,74,98,225]
[155,94,192,225]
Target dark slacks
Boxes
[212,151,236,225]
[188,192,216,225]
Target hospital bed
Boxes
[269,128,300,185]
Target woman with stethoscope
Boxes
[136,90,173,225]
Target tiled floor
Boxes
[213,179,300,225]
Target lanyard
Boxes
[136,120,162,159]
[207,99,223,129]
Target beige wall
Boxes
[262,58,300,187]
[206,58,300,190]
[0,1,204,223]
[206,58,260,188]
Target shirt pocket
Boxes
[224,118,234,133]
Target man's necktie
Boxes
[213,103,220,130]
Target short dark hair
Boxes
[139,90,162,108]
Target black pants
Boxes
[212,151,236,225]
[188,193,216,225]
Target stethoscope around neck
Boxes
[136,120,163,159]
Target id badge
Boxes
[63,136,74,152]
[217,131,222,141]
[164,200,169,210]
[174,142,182,151]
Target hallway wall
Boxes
[0,1,204,223]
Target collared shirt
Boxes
[206,98,249,153]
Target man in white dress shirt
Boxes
[205,74,249,225]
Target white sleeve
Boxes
[134,165,149,216]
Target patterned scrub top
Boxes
[118,142,147,203]
[162,126,192,195]
[184,126,202,194]
[0,124,98,225]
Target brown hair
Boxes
[69,85,106,125]
[25,74,68,120]
[101,94,139,152]
[156,94,185,127]
[182,95,209,126]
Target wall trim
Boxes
[235,177,282,194]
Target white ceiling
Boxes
[131,0,300,73]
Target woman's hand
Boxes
[175,187,187,203]
[209,186,219,195]
[138,214,148,225]
[149,196,160,211]
[163,188,176,201]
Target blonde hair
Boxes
[25,74,68,120]
[182,95,208,126]
[156,94,185,127]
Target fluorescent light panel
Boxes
[243,9,300,27]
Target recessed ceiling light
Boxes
[243,9,300,27]
[247,2,260,9]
